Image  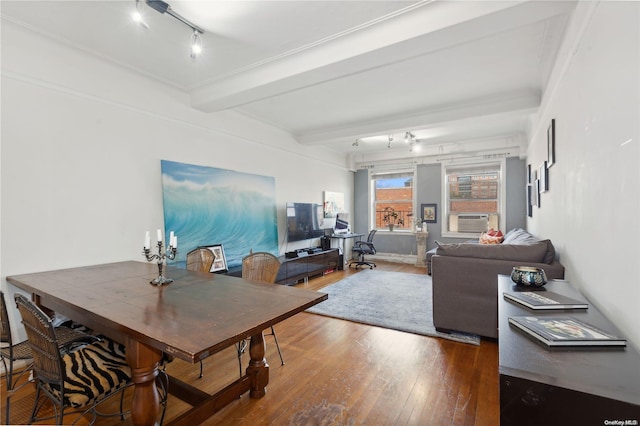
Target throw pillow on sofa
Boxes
[501,228,556,264]
[479,229,504,244]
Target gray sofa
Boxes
[431,228,564,339]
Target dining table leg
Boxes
[247,332,269,398]
[127,337,163,426]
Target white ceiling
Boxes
[1,0,577,163]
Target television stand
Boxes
[276,248,339,285]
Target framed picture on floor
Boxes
[206,244,228,273]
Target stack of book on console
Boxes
[508,316,627,347]
[503,290,588,310]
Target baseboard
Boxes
[366,253,417,264]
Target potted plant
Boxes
[382,207,404,231]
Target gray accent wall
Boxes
[505,157,527,232]
[353,158,527,255]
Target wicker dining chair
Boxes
[1,291,97,425]
[185,247,216,378]
[240,252,285,371]
[186,247,215,273]
[14,294,168,426]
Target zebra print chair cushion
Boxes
[45,337,131,408]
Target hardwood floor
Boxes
[2,261,499,425]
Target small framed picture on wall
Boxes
[539,161,549,193]
[421,203,437,223]
[547,119,556,167]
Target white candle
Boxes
[169,231,175,247]
[173,236,178,249]
[157,229,162,242]
[144,231,150,249]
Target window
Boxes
[371,170,414,231]
[443,161,503,237]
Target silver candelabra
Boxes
[143,240,177,286]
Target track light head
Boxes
[132,0,149,29]
[190,30,203,59]
[146,0,170,14]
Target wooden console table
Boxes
[498,275,640,425]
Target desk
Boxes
[7,261,327,426]
[329,233,364,267]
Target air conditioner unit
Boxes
[457,214,489,233]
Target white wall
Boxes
[1,20,354,337]
[527,2,640,348]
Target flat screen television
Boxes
[286,202,325,242]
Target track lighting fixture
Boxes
[352,139,359,147]
[404,131,416,144]
[133,0,205,59]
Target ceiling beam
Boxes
[190,0,575,113]
[297,90,540,145]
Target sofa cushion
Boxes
[435,240,549,263]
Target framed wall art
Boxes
[539,161,549,193]
[323,191,344,218]
[421,203,437,223]
[547,118,556,167]
[161,160,278,270]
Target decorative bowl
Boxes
[510,266,547,287]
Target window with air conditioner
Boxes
[443,161,504,238]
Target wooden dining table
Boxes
[6,260,327,426]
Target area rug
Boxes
[306,270,480,345]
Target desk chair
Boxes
[350,229,378,269]
[186,247,215,273]
[241,252,285,374]
[1,291,96,425]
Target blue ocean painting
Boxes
[161,160,279,269]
